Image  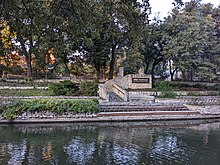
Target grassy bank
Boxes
[0,98,99,120]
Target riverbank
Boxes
[0,95,219,124]
[0,105,220,124]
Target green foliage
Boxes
[159,92,177,98]
[213,84,220,91]
[170,82,190,89]
[163,2,220,81]
[213,84,220,95]
[156,81,177,98]
[1,99,99,120]
[0,78,7,82]
[80,81,98,96]
[156,81,172,91]
[139,23,165,76]
[49,81,79,96]
[0,89,52,96]
[193,83,209,90]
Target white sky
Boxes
[149,0,220,19]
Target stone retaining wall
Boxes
[128,90,219,97]
[155,96,220,105]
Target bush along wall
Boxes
[49,80,98,96]
[155,81,177,98]
[49,80,80,96]
[0,98,99,120]
[79,81,98,96]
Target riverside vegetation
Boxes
[0,80,219,120]
[155,81,220,98]
[0,80,99,120]
[0,98,99,120]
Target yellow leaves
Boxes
[0,20,16,50]
[0,21,19,68]
[48,48,55,64]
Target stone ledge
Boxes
[97,111,199,117]
[1,114,220,124]
[0,96,98,99]
[0,86,48,89]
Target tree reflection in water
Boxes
[0,121,220,165]
[64,137,95,164]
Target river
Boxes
[0,120,220,165]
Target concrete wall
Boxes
[127,74,152,89]
[98,84,109,101]
[112,84,128,101]
[113,74,152,89]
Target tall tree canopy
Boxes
[163,1,220,81]
[0,0,219,82]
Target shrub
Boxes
[156,81,176,98]
[192,83,209,90]
[170,82,190,89]
[49,80,79,96]
[80,81,98,96]
[159,91,177,98]
[213,84,220,95]
[213,84,220,91]
[1,98,99,120]
[155,81,172,91]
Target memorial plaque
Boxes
[132,78,149,83]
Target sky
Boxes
[149,0,220,19]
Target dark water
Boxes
[1,120,220,165]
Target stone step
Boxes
[100,105,189,112]
[97,111,200,117]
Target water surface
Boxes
[0,120,220,165]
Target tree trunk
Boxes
[64,63,71,77]
[0,66,2,78]
[151,63,156,77]
[109,44,116,79]
[190,70,193,82]
[145,61,150,74]
[26,54,32,77]
[102,68,106,81]
[21,41,32,77]
[182,70,187,81]
[96,69,100,80]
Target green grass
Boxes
[0,89,53,96]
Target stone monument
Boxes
[99,67,153,102]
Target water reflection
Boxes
[64,138,95,165]
[112,142,140,164]
[0,120,220,165]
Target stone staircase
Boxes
[98,102,200,117]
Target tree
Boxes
[0,20,18,78]
[91,0,150,79]
[163,1,219,81]
[0,0,151,80]
[139,21,165,79]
